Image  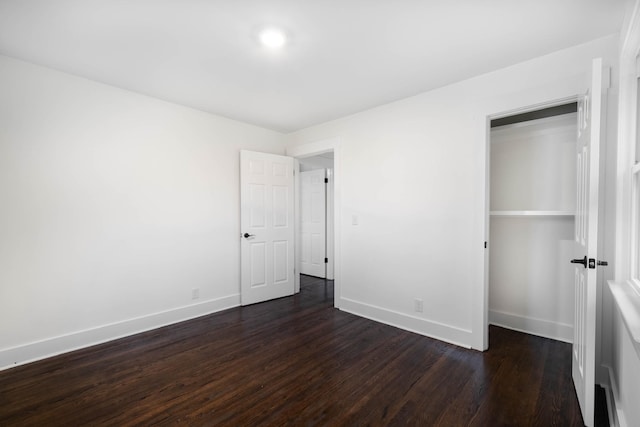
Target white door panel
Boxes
[300,169,326,278]
[240,150,294,305]
[571,58,605,427]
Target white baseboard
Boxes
[601,382,618,427]
[604,364,628,427]
[0,294,240,371]
[338,297,473,349]
[489,309,573,343]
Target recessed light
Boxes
[258,28,287,49]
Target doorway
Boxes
[486,101,578,344]
[287,137,341,307]
[299,153,334,280]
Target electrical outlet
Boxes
[414,298,423,313]
[192,288,200,300]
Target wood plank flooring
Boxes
[1,276,586,426]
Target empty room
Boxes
[1,1,640,426]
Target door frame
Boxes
[483,95,579,348]
[287,137,342,307]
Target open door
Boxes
[300,169,327,278]
[570,58,606,427]
[240,150,295,305]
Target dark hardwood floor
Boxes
[1,276,588,426]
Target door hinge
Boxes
[324,178,329,183]
[325,257,328,263]
[484,241,487,249]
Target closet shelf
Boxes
[490,210,575,217]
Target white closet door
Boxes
[571,58,605,427]
[300,169,326,278]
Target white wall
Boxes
[285,35,619,350]
[299,155,333,172]
[489,217,575,340]
[610,306,640,427]
[0,55,285,369]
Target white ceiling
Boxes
[0,0,628,133]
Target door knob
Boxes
[243,233,255,239]
[570,256,588,268]
[589,259,609,269]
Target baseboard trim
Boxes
[601,382,617,427]
[604,364,628,427]
[0,294,240,371]
[489,309,573,343]
[338,297,473,349]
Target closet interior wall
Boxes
[489,112,578,343]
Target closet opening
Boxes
[487,101,578,346]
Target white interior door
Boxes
[571,58,605,427]
[300,169,326,278]
[240,150,295,305]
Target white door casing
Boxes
[286,137,341,307]
[240,150,295,305]
[571,58,605,427]
[300,169,327,278]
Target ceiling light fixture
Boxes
[258,28,287,49]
